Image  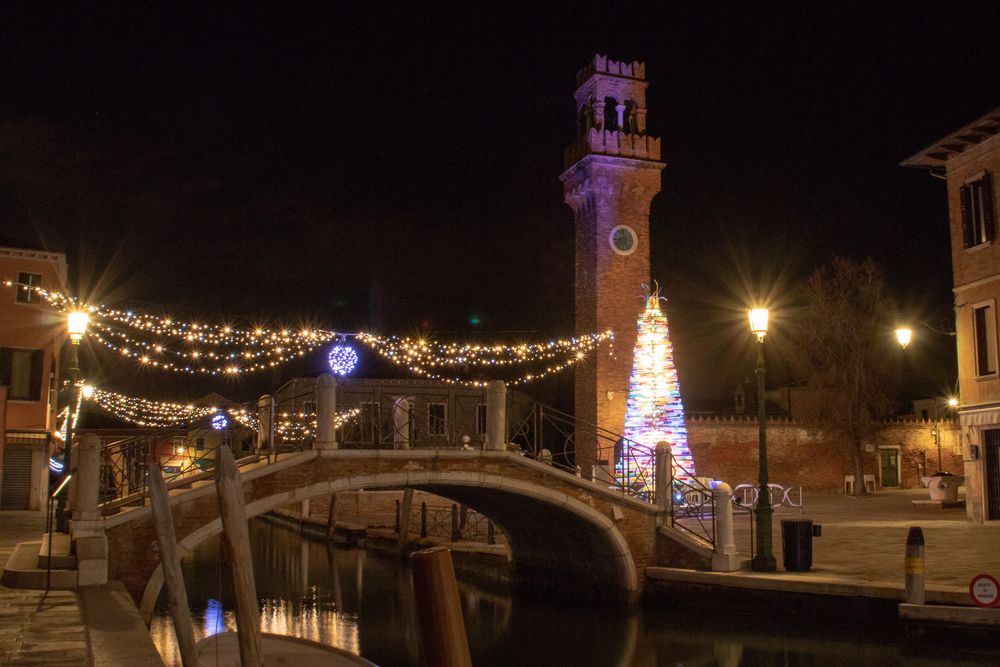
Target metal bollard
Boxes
[421,502,428,538]
[904,526,925,605]
[410,547,473,667]
[451,504,460,542]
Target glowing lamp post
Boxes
[930,397,960,473]
[57,310,89,532]
[748,307,776,572]
[895,328,912,349]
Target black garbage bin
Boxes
[781,519,815,572]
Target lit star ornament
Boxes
[211,413,229,430]
[327,344,359,376]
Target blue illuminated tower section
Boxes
[620,292,695,492]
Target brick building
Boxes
[0,244,68,509]
[903,106,1000,522]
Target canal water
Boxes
[151,519,1000,666]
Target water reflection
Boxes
[152,519,1000,667]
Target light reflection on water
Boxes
[151,519,1000,667]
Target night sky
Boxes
[2,3,999,409]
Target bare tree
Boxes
[786,257,897,496]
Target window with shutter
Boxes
[974,303,998,377]
[962,172,995,248]
[0,348,45,400]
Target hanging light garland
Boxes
[3,281,613,384]
[83,386,256,428]
[60,382,363,436]
[355,331,614,386]
[275,407,362,441]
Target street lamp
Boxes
[930,396,959,473]
[748,307,776,572]
[895,328,913,349]
[56,309,89,532]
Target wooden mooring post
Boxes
[326,492,338,540]
[411,547,472,667]
[148,464,203,667]
[215,445,264,667]
[398,488,414,550]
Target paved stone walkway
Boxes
[0,510,90,666]
[728,488,1000,591]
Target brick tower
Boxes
[560,55,664,476]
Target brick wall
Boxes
[687,417,962,491]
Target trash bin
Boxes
[781,519,816,572]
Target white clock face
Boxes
[609,225,638,256]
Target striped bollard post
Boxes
[904,526,925,605]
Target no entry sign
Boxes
[969,574,1000,608]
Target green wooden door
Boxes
[880,449,899,487]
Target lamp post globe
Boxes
[749,306,776,572]
[895,327,913,349]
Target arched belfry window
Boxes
[624,100,639,134]
[603,96,619,132]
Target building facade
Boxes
[903,107,1000,522]
[0,245,68,509]
[560,55,664,476]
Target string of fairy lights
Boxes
[355,331,614,386]
[54,383,362,436]
[8,279,615,443]
[3,280,614,386]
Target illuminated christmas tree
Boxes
[619,288,696,495]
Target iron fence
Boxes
[396,501,501,544]
[93,411,257,515]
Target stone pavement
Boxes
[0,510,89,666]
[729,488,1000,592]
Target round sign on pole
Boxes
[969,573,1000,608]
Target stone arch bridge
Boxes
[83,448,722,618]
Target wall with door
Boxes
[687,417,962,492]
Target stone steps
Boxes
[37,532,77,569]
[0,541,78,590]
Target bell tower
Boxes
[560,55,665,476]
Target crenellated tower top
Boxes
[575,55,647,86]
[565,54,661,169]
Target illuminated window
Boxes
[15,272,41,303]
[962,172,995,248]
[974,302,997,377]
[0,348,44,400]
[428,403,446,436]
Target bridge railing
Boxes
[665,455,718,546]
[93,411,258,516]
[506,395,761,553]
[506,395,665,503]
[271,381,318,454]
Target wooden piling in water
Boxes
[215,445,264,667]
[326,492,338,540]
[148,464,203,667]
[411,547,472,667]
[398,488,414,550]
